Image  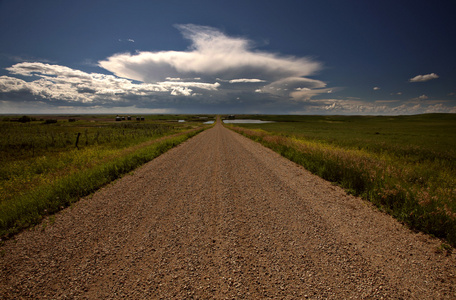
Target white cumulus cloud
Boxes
[409,73,439,82]
[98,24,322,84]
[411,94,429,101]
[290,87,335,101]
[11,25,454,114]
[0,25,334,111]
[229,78,266,83]
[0,62,220,104]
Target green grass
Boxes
[225,114,456,246]
[0,115,214,237]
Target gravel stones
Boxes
[1,122,455,299]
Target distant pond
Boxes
[222,119,274,124]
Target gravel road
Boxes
[1,121,455,299]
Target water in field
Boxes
[203,121,215,124]
[223,119,274,124]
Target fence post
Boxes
[75,132,81,150]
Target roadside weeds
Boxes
[0,126,209,239]
[226,124,456,247]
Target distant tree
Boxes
[18,115,32,123]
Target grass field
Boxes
[0,114,214,237]
[225,114,456,246]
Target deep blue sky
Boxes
[1,0,455,114]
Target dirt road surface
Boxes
[1,122,455,299]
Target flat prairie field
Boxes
[225,113,456,246]
[0,114,214,237]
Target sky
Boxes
[1,0,455,115]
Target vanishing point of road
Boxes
[1,121,455,299]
